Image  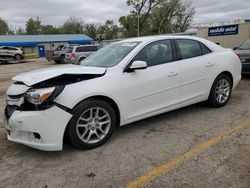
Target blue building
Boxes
[0,34,93,58]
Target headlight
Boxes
[25,86,64,105]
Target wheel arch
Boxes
[216,71,233,85]
[77,56,87,62]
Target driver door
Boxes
[122,39,181,123]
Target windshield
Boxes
[81,42,140,68]
[239,39,250,50]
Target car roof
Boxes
[121,35,208,43]
[119,35,225,52]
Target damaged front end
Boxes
[6,73,106,114]
[3,70,106,151]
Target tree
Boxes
[16,27,26,35]
[62,17,84,34]
[26,17,42,34]
[84,24,98,39]
[149,0,194,34]
[42,25,61,34]
[0,18,9,35]
[120,0,195,37]
[119,15,138,38]
[127,0,164,36]
[97,20,119,40]
[172,1,195,33]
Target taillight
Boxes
[71,53,76,59]
[234,51,240,58]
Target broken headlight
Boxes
[25,86,64,105]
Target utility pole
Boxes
[137,9,140,37]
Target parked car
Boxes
[234,39,250,74]
[46,45,72,64]
[4,35,241,151]
[0,46,24,60]
[64,45,100,64]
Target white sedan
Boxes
[4,36,241,151]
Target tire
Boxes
[59,55,65,64]
[54,60,60,64]
[78,57,85,65]
[15,54,22,60]
[207,74,232,107]
[68,99,116,149]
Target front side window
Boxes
[81,42,140,68]
[177,39,203,59]
[133,40,173,67]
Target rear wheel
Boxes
[68,100,116,149]
[59,55,65,64]
[207,74,232,107]
[54,60,60,64]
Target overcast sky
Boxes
[0,0,250,29]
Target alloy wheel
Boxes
[215,78,230,104]
[76,107,111,144]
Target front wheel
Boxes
[207,74,232,107]
[15,54,22,60]
[68,100,116,149]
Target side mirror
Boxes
[127,61,147,72]
[233,47,238,50]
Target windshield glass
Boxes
[239,39,250,50]
[81,42,140,68]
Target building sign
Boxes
[208,24,239,36]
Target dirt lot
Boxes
[0,59,250,188]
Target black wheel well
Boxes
[218,71,233,85]
[85,96,121,126]
[79,56,86,60]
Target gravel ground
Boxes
[0,59,249,188]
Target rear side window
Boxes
[177,39,202,59]
[76,46,94,52]
[200,43,212,55]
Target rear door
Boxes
[175,39,214,104]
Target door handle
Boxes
[168,71,178,77]
[206,62,215,67]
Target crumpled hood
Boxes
[13,64,107,86]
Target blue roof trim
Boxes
[0,34,93,43]
[69,39,92,45]
[0,42,38,47]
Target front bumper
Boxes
[3,106,72,151]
